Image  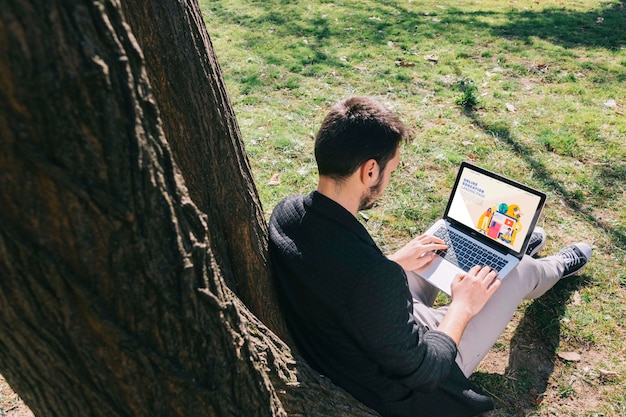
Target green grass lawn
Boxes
[202,0,625,415]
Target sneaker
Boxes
[525,227,546,257]
[557,243,592,278]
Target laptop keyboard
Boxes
[432,225,508,272]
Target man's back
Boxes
[269,191,492,417]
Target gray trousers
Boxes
[407,255,566,377]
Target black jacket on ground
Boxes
[268,191,493,417]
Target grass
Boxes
[3,1,624,416]
[200,0,625,416]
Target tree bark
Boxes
[0,0,378,416]
[119,0,286,339]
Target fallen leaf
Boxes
[461,141,474,147]
[599,369,618,377]
[530,63,548,73]
[424,54,439,62]
[268,173,281,186]
[557,351,581,362]
[529,388,544,406]
[387,41,394,47]
[395,60,415,67]
[571,290,582,306]
[505,103,516,112]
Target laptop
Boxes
[413,162,546,295]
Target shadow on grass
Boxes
[207,1,626,76]
[461,109,626,250]
[472,275,589,415]
[443,2,626,50]
[461,105,622,414]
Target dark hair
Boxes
[314,96,411,181]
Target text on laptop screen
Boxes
[447,165,544,253]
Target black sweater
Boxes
[269,191,493,417]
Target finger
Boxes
[487,275,502,292]
[483,269,499,286]
[418,251,436,260]
[422,243,447,252]
[413,234,431,244]
[477,266,492,278]
[483,271,498,286]
[477,265,498,280]
[428,236,446,245]
[468,265,482,275]
[416,234,445,245]
[414,253,437,269]
[484,267,498,279]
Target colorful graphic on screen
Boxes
[447,167,543,253]
[477,203,522,245]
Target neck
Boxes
[317,176,362,217]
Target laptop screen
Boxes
[445,162,546,256]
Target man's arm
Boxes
[348,261,459,391]
[437,265,501,345]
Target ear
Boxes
[359,159,380,185]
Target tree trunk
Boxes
[118,0,287,339]
[0,0,377,416]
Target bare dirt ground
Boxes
[473,276,619,416]
[0,376,33,417]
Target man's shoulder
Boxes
[270,193,310,225]
[274,193,308,211]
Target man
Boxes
[268,97,591,417]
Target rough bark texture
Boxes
[118,0,287,339]
[0,0,378,416]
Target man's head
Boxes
[314,96,410,182]
[314,97,411,210]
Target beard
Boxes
[358,176,384,211]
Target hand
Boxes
[450,265,501,318]
[387,234,447,272]
[437,265,501,345]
